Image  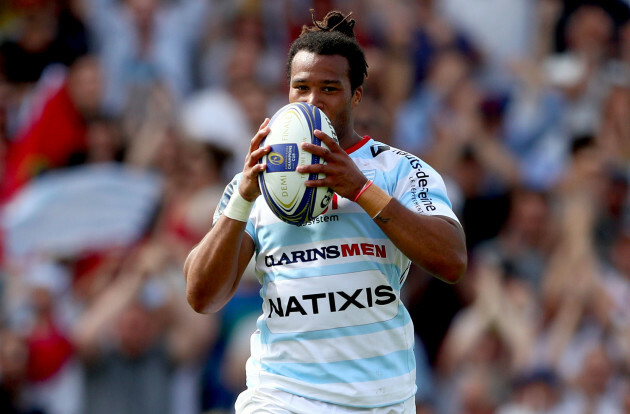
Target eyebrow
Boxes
[291,79,343,86]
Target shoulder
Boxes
[225,173,243,191]
[356,138,438,175]
[355,137,418,161]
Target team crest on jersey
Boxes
[362,169,376,182]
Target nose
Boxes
[304,92,323,111]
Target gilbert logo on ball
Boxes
[259,102,338,226]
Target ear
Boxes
[352,86,363,108]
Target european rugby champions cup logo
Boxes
[266,144,298,173]
[268,152,284,166]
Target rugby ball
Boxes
[259,102,338,226]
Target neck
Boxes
[338,130,363,150]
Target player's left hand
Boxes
[298,129,367,200]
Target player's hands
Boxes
[238,118,271,202]
[298,129,368,200]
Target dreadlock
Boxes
[286,10,368,92]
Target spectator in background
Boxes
[120,82,177,173]
[198,264,261,413]
[0,0,89,86]
[547,4,617,137]
[496,368,569,414]
[355,0,416,120]
[0,258,82,414]
[21,261,80,414]
[471,187,555,294]
[81,0,210,115]
[66,114,125,166]
[600,228,630,374]
[0,329,36,414]
[599,83,630,167]
[150,136,230,267]
[0,54,103,202]
[395,45,521,250]
[436,258,538,409]
[436,0,536,94]
[501,53,570,190]
[502,2,627,191]
[71,242,214,414]
[393,47,471,157]
[198,1,286,92]
[563,343,623,413]
[0,1,61,87]
[447,366,500,414]
[0,0,91,142]
[534,136,620,384]
[180,74,279,180]
[408,0,479,92]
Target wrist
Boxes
[352,180,373,202]
[223,191,254,222]
[355,182,392,219]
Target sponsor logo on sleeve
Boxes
[391,149,437,213]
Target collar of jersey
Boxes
[346,136,371,154]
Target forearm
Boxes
[494,310,536,371]
[369,198,467,283]
[184,216,253,313]
[547,294,584,367]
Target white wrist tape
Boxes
[223,191,254,222]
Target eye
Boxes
[322,87,338,92]
[293,85,308,91]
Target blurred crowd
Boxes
[0,0,629,413]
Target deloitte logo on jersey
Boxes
[263,271,399,333]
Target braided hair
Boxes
[286,10,368,92]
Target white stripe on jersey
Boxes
[256,370,417,408]
[256,319,415,364]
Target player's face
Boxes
[289,51,362,146]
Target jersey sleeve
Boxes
[212,174,239,226]
[392,153,460,224]
[212,173,257,239]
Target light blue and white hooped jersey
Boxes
[214,136,459,408]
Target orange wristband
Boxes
[355,182,393,219]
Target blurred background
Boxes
[0,0,629,413]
